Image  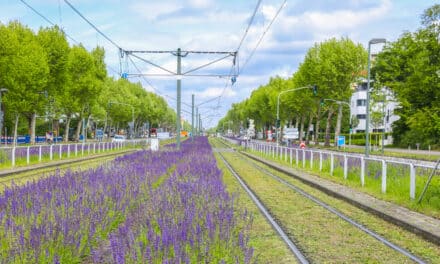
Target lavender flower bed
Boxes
[106,138,253,263]
[0,137,253,263]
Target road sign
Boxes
[283,127,299,140]
[337,135,345,147]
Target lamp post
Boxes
[365,38,386,157]
[276,85,315,146]
[381,90,386,155]
[0,88,8,146]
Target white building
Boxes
[350,81,400,141]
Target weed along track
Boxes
[212,139,440,263]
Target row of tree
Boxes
[0,21,176,143]
[218,37,366,146]
[217,4,439,148]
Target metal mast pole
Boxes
[365,43,372,157]
[191,94,194,141]
[176,48,181,149]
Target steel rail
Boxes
[216,138,426,263]
[242,155,427,264]
[217,150,309,264]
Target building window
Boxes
[357,99,366,106]
[358,83,368,90]
[357,114,366,119]
[356,130,365,133]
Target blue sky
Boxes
[1,0,437,128]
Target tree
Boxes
[374,4,440,148]
[0,21,49,145]
[37,26,70,138]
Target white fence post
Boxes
[296,149,299,166]
[330,153,334,176]
[382,160,387,193]
[75,144,78,156]
[319,152,323,171]
[12,147,16,167]
[290,148,293,165]
[68,144,71,158]
[93,143,96,153]
[50,145,53,161]
[344,155,348,179]
[285,147,287,162]
[39,145,42,162]
[26,146,30,164]
[302,149,306,168]
[410,164,416,199]
[361,157,365,187]
[310,150,313,169]
[59,145,62,159]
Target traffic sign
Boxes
[337,136,345,147]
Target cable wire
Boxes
[236,0,262,53]
[63,0,121,49]
[20,0,79,44]
[240,0,287,75]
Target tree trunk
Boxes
[295,117,299,128]
[13,114,19,146]
[30,112,36,145]
[299,115,305,141]
[103,112,108,138]
[314,105,322,145]
[53,119,59,141]
[324,108,335,147]
[64,115,71,143]
[334,104,343,146]
[75,116,82,142]
[306,112,313,145]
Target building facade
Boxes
[350,81,400,141]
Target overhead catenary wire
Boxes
[236,0,262,53]
[63,0,122,50]
[19,0,79,44]
[239,0,287,75]
[216,0,262,108]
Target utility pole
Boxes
[195,107,199,136]
[176,48,182,149]
[191,94,194,141]
[122,49,237,148]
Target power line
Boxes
[63,0,122,50]
[19,0,79,44]
[236,0,262,52]
[128,55,160,94]
[240,0,287,75]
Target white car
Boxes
[112,135,126,142]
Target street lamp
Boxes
[276,85,316,146]
[365,38,386,157]
[0,88,8,146]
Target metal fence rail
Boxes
[222,137,438,200]
[0,139,149,168]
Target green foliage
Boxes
[373,4,440,147]
[0,21,176,140]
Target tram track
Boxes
[213,138,431,263]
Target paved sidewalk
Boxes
[243,151,440,246]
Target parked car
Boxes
[112,135,126,142]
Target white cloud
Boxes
[197,87,236,99]
[189,0,213,9]
[130,2,183,21]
